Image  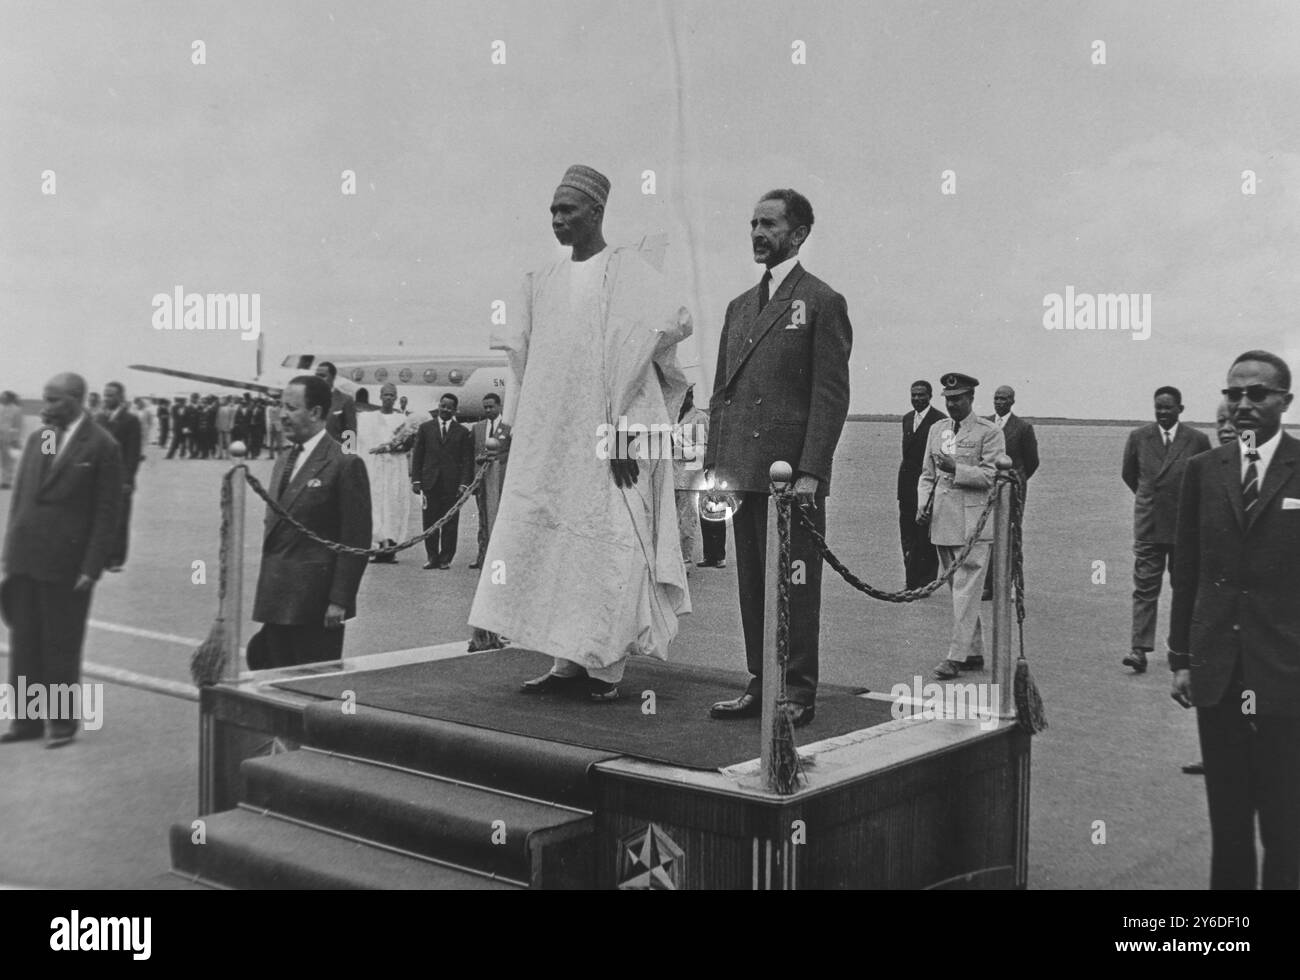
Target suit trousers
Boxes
[1131,540,1174,651]
[899,503,938,589]
[108,486,133,568]
[1198,678,1300,890]
[732,491,825,706]
[674,490,698,565]
[474,489,490,564]
[937,542,991,663]
[422,487,460,564]
[700,511,727,563]
[259,623,345,669]
[2,575,93,736]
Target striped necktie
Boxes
[279,443,303,498]
[1242,450,1261,513]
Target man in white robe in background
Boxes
[468,164,692,701]
[360,382,414,564]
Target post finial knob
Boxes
[229,441,248,459]
[770,460,793,488]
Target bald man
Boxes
[2,373,123,747]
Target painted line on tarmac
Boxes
[0,640,199,702]
[88,619,202,647]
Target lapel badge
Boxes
[306,478,322,488]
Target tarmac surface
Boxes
[0,419,1211,888]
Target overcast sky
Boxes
[3,0,1299,420]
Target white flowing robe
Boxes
[468,244,692,671]
[358,410,414,544]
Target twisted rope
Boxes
[795,471,1017,602]
[240,460,489,558]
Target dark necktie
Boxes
[279,443,303,498]
[1242,450,1260,513]
[758,270,772,312]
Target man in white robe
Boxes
[468,164,692,701]
[360,382,414,563]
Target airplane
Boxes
[130,336,509,421]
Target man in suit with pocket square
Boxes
[1121,385,1212,673]
[2,372,122,747]
[1169,350,1299,889]
[411,393,475,570]
[705,188,853,728]
[250,374,371,668]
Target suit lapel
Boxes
[280,437,333,514]
[1222,444,1246,531]
[43,417,91,487]
[1155,426,1190,479]
[726,264,803,386]
[1248,433,1300,531]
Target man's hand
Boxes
[323,603,346,630]
[411,481,421,494]
[1170,668,1192,708]
[916,509,930,527]
[792,474,819,508]
[457,484,469,495]
[935,454,956,474]
[611,458,639,488]
[73,574,95,593]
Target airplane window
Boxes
[352,368,365,382]
[423,369,437,384]
[298,356,315,369]
[374,367,389,382]
[448,369,464,385]
[398,368,413,383]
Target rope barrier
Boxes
[240,459,490,559]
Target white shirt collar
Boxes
[56,412,84,454]
[1160,422,1178,442]
[996,410,1014,428]
[763,254,800,296]
[1240,427,1283,481]
[291,427,328,479]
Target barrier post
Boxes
[222,442,248,683]
[989,456,1016,720]
[761,461,792,791]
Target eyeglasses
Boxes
[1221,386,1289,403]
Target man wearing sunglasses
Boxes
[1169,350,1299,890]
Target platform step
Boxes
[170,809,521,890]
[301,703,614,809]
[240,749,594,886]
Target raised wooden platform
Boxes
[189,643,1029,889]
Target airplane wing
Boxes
[128,364,282,396]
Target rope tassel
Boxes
[191,469,234,686]
[768,486,804,793]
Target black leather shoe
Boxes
[785,703,816,728]
[468,562,483,569]
[422,561,437,570]
[436,563,451,570]
[1,727,43,744]
[1182,761,1205,775]
[587,680,620,702]
[932,660,963,680]
[1122,649,1149,673]
[520,671,585,694]
[709,693,759,719]
[964,656,985,671]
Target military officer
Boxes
[917,372,1005,679]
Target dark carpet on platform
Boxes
[274,649,895,771]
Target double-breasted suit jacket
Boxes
[899,406,947,503]
[252,435,371,626]
[704,262,852,492]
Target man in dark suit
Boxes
[705,188,853,728]
[981,384,1040,600]
[94,381,141,571]
[412,393,474,570]
[314,361,357,447]
[1,373,123,748]
[248,396,267,459]
[469,392,509,569]
[1170,350,1299,890]
[250,374,371,668]
[899,380,946,588]
[1121,385,1212,672]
